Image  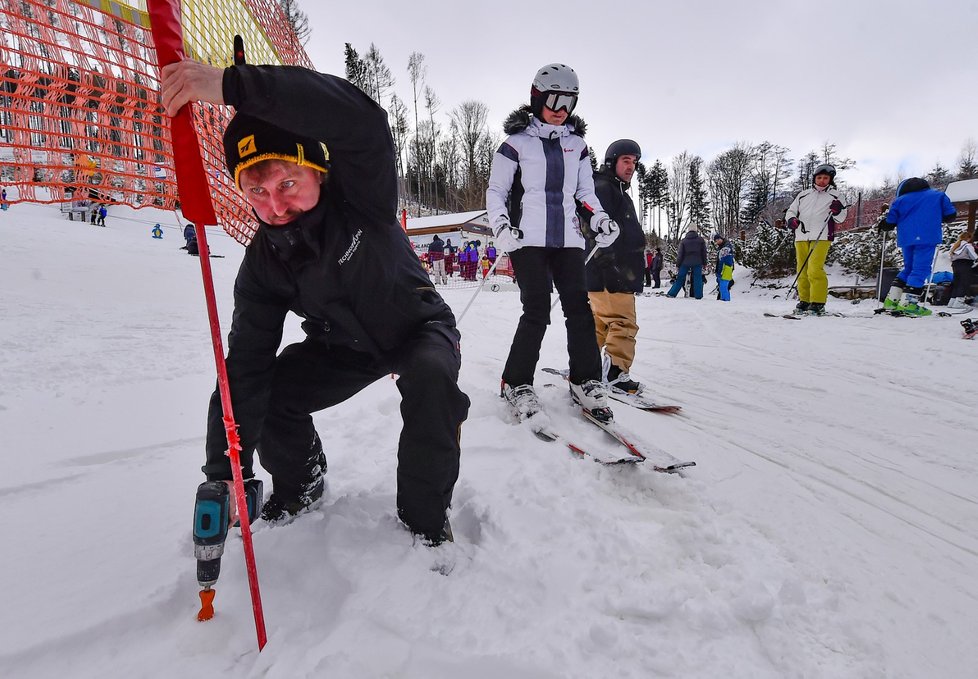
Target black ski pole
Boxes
[874,204,890,310]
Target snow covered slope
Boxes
[1,202,976,678]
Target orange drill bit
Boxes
[197,588,216,622]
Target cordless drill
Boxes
[193,479,264,589]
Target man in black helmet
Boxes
[583,139,646,394]
[160,59,469,546]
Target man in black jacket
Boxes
[161,60,469,544]
[584,140,646,394]
[665,227,708,299]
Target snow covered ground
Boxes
[1,202,976,679]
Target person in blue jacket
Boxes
[878,177,957,316]
[183,222,199,255]
[712,234,735,301]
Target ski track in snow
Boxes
[2,202,977,678]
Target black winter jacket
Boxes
[205,66,456,468]
[584,168,645,293]
[676,230,708,267]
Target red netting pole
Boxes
[146,0,267,651]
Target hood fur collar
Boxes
[502,105,587,137]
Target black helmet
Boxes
[813,163,836,179]
[896,177,930,196]
[604,139,642,167]
[530,63,579,118]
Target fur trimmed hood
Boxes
[502,105,587,137]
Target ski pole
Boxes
[875,229,888,310]
[785,219,829,301]
[874,204,891,309]
[921,244,942,307]
[550,242,602,310]
[455,254,505,325]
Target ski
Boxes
[509,407,640,466]
[873,307,922,318]
[578,410,696,473]
[541,367,682,414]
[524,418,642,465]
[764,312,846,320]
[606,388,682,414]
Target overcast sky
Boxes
[302,0,976,188]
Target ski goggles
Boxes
[543,92,578,114]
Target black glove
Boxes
[787,217,800,230]
[876,217,896,232]
[829,199,844,216]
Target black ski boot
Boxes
[606,363,643,394]
[260,476,325,523]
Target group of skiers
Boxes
[660,164,968,317]
[778,164,962,317]
[424,236,496,284]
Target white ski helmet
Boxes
[530,63,579,117]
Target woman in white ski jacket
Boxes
[783,163,848,314]
[486,63,619,424]
[947,231,977,312]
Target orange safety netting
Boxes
[0,0,313,244]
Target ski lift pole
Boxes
[148,0,266,650]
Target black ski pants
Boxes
[204,322,469,538]
[950,259,975,298]
[502,246,602,387]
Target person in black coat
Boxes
[584,139,646,393]
[428,234,446,284]
[665,227,708,299]
[651,247,663,288]
[161,60,469,545]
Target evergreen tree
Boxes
[738,219,795,278]
[635,160,650,228]
[646,160,669,238]
[343,44,367,92]
[277,0,310,45]
[741,177,769,228]
[688,156,710,228]
[926,162,952,189]
[828,227,900,279]
[363,43,394,105]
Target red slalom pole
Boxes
[147,0,267,650]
